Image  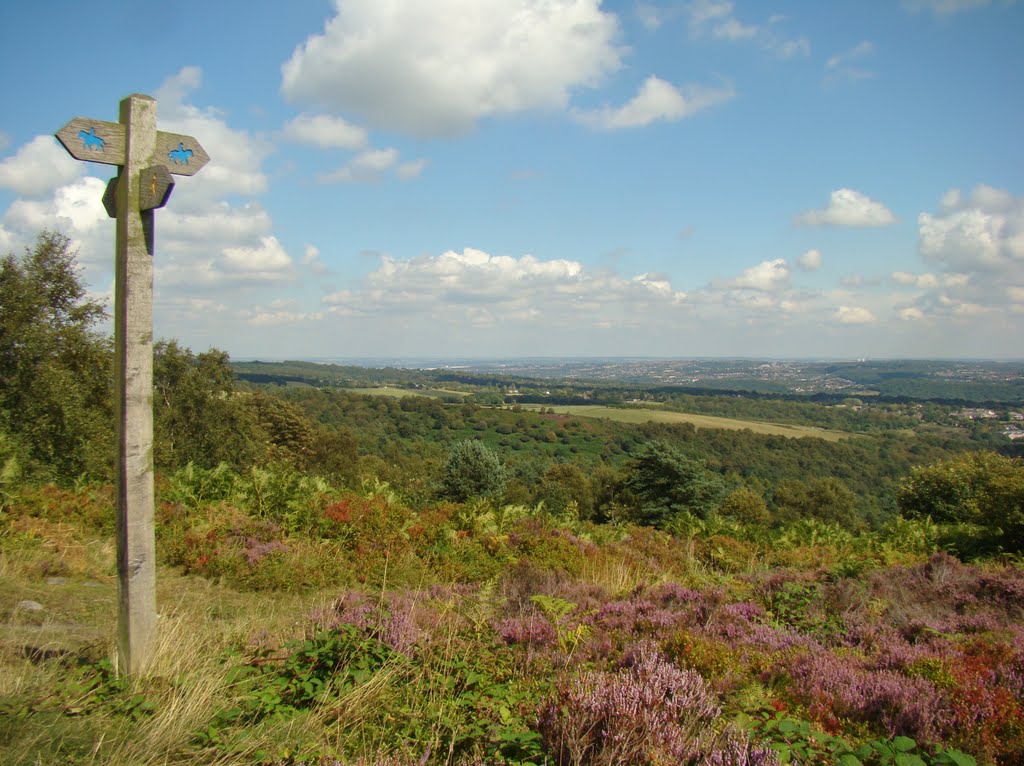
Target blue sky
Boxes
[1,0,1022,360]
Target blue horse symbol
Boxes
[77,127,105,152]
[168,143,193,166]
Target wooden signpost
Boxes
[55,95,208,674]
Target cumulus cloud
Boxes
[0,136,85,197]
[302,243,332,277]
[321,247,687,329]
[281,0,623,137]
[155,67,273,207]
[890,271,969,289]
[2,69,289,301]
[160,234,296,289]
[282,113,367,149]
[713,258,790,291]
[573,76,734,129]
[796,188,897,227]
[797,249,822,271]
[834,305,876,324]
[918,185,1024,271]
[894,185,1024,322]
[1,176,112,270]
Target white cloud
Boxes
[222,236,292,274]
[839,275,881,288]
[796,188,897,227]
[797,249,822,271]
[281,0,623,137]
[0,67,305,351]
[0,136,85,197]
[353,148,398,172]
[155,67,273,207]
[321,247,687,328]
[1,176,111,270]
[775,37,811,59]
[714,258,790,291]
[903,0,992,14]
[826,41,874,70]
[687,0,809,58]
[892,185,1024,323]
[573,76,734,130]
[160,235,296,289]
[303,243,330,276]
[282,113,367,150]
[713,17,758,41]
[318,147,401,183]
[834,305,876,324]
[892,271,932,288]
[825,41,875,83]
[397,159,428,180]
[161,202,273,246]
[890,271,969,289]
[243,299,324,326]
[636,2,665,29]
[918,184,1024,271]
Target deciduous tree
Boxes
[0,232,112,480]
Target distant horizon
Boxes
[232,355,1024,366]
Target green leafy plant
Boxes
[738,711,983,766]
[529,594,592,656]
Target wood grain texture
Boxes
[114,93,157,675]
[55,119,210,175]
[138,165,174,210]
[155,131,210,175]
[54,117,127,165]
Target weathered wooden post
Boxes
[56,95,208,674]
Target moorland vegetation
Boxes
[2,233,1023,766]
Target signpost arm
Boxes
[114,94,157,674]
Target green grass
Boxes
[523,404,855,441]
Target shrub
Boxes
[538,641,776,765]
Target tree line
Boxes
[2,232,1021,553]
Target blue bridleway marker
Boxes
[54,95,209,676]
[56,117,209,176]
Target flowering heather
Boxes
[241,538,286,565]
[590,598,683,636]
[786,650,950,740]
[538,641,777,766]
[645,582,704,606]
[321,590,423,655]
[495,614,557,647]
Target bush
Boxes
[538,641,775,765]
[440,440,508,503]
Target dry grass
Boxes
[0,532,339,766]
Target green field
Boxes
[347,386,466,400]
[524,404,854,441]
